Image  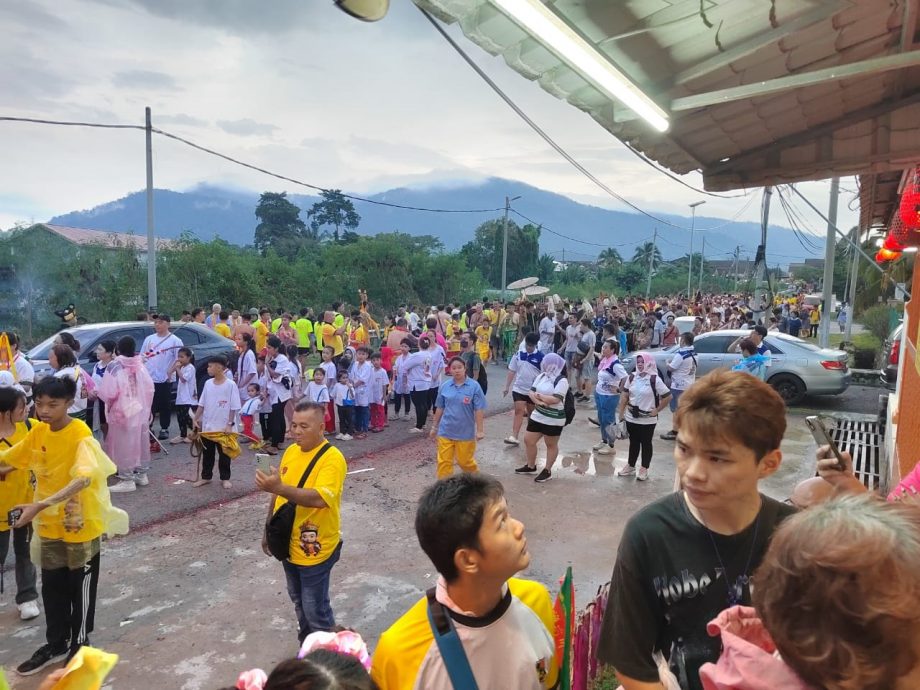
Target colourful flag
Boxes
[553,566,575,690]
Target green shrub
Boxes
[589,666,621,690]
[861,305,894,344]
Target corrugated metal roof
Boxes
[417,0,920,192]
[41,224,174,250]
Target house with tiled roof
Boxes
[9,223,175,261]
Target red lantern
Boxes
[901,169,920,229]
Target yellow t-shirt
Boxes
[349,325,369,348]
[0,419,36,532]
[333,312,345,329]
[271,317,282,333]
[255,321,270,352]
[321,323,344,357]
[371,578,558,690]
[215,322,232,339]
[0,419,107,543]
[475,325,492,362]
[295,318,314,348]
[809,310,820,325]
[274,442,347,567]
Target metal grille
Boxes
[826,419,885,492]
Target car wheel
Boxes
[769,373,806,406]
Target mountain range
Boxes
[48,178,825,267]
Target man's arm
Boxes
[727,334,745,353]
[255,467,329,509]
[13,476,91,528]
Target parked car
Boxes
[882,321,904,390]
[26,322,236,394]
[622,329,850,405]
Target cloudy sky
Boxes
[0,0,857,240]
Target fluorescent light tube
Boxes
[490,0,670,132]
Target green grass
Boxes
[827,332,881,351]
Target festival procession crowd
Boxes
[0,288,918,690]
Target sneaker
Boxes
[408,427,424,434]
[388,413,399,421]
[169,436,185,445]
[503,436,520,445]
[335,433,345,440]
[134,472,149,487]
[109,479,136,493]
[637,467,649,481]
[401,413,411,421]
[514,464,537,474]
[596,445,614,455]
[18,600,40,621]
[16,644,68,676]
[340,434,353,441]
[617,465,636,477]
[221,480,233,489]
[191,479,212,488]
[659,430,678,441]
[157,429,169,441]
[592,442,607,450]
[534,469,552,483]
[587,417,600,427]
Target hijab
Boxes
[634,352,654,377]
[540,352,566,380]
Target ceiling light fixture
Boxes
[490,0,670,132]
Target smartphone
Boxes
[7,508,23,528]
[255,453,272,474]
[805,416,846,471]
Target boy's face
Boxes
[34,394,72,425]
[207,362,225,378]
[356,350,368,363]
[675,426,781,512]
[466,496,530,581]
[247,385,258,398]
[371,357,381,369]
[314,371,325,384]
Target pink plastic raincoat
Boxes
[96,355,154,476]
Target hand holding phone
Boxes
[255,453,272,474]
[7,508,23,528]
[805,416,846,471]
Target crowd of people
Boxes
[0,287,917,690]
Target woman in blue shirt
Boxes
[429,357,487,479]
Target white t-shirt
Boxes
[55,366,86,414]
[623,374,671,425]
[596,358,627,396]
[508,352,542,395]
[370,368,389,405]
[668,349,697,390]
[175,362,198,405]
[240,396,261,417]
[258,372,273,414]
[267,354,294,405]
[349,360,374,407]
[305,381,330,404]
[333,381,352,407]
[404,350,433,391]
[529,372,568,427]
[198,378,241,432]
[538,316,556,352]
[564,325,580,353]
[428,345,446,389]
[141,332,183,383]
[320,361,337,395]
[13,353,34,388]
[237,349,258,394]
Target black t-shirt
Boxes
[596,492,796,690]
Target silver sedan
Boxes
[622,330,850,405]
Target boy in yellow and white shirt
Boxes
[371,473,558,690]
[0,376,127,676]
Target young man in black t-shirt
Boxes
[596,370,796,690]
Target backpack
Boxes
[554,374,576,425]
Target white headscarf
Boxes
[540,352,566,380]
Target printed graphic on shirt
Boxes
[299,520,322,557]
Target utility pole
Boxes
[687,201,706,298]
[819,177,840,348]
[698,235,706,293]
[145,106,157,311]
[646,228,657,299]
[732,245,740,292]
[753,188,772,324]
[500,194,522,301]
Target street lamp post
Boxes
[687,200,706,298]
[501,195,522,301]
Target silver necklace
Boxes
[695,496,763,607]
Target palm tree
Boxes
[598,247,623,269]
[632,242,663,267]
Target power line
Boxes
[510,208,650,249]
[0,115,505,215]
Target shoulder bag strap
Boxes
[426,588,479,690]
[295,443,332,489]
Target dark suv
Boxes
[27,321,236,393]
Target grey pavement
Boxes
[0,367,882,688]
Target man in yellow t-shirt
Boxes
[214,310,232,339]
[256,401,347,642]
[255,309,272,352]
[371,474,558,689]
[0,376,125,674]
[320,311,346,361]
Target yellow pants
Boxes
[436,437,479,478]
